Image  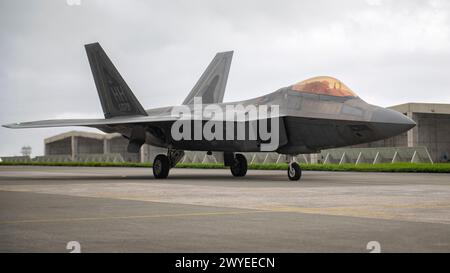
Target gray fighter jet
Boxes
[3,43,416,181]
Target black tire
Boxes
[288,162,301,181]
[153,154,170,179]
[230,154,248,177]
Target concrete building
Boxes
[40,131,168,163]
[43,131,139,163]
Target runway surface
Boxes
[1,165,450,252]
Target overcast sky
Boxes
[1,0,450,156]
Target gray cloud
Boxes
[1,0,450,156]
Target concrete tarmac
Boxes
[1,166,450,252]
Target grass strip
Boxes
[1,161,449,173]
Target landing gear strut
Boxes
[230,154,247,177]
[287,156,301,181]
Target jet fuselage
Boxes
[119,86,415,155]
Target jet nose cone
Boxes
[371,108,416,138]
[403,115,416,130]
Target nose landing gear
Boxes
[287,156,301,181]
[288,162,301,181]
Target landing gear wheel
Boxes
[153,154,170,179]
[230,154,247,177]
[288,162,301,181]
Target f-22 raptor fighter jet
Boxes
[4,43,416,181]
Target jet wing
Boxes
[2,115,178,129]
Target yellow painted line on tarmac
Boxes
[265,203,450,224]
[2,205,388,225]
[266,206,398,220]
[0,210,273,225]
[380,202,450,209]
[3,205,450,225]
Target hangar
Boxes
[40,131,164,163]
[352,103,450,163]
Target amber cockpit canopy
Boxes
[291,76,357,98]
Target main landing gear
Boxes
[224,152,248,178]
[153,154,170,178]
[230,153,248,177]
[152,149,184,179]
[153,150,302,181]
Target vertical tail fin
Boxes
[182,51,233,105]
[85,43,147,118]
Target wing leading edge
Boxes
[2,115,178,129]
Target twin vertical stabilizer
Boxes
[85,43,148,119]
[182,51,233,105]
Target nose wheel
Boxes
[288,162,301,181]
